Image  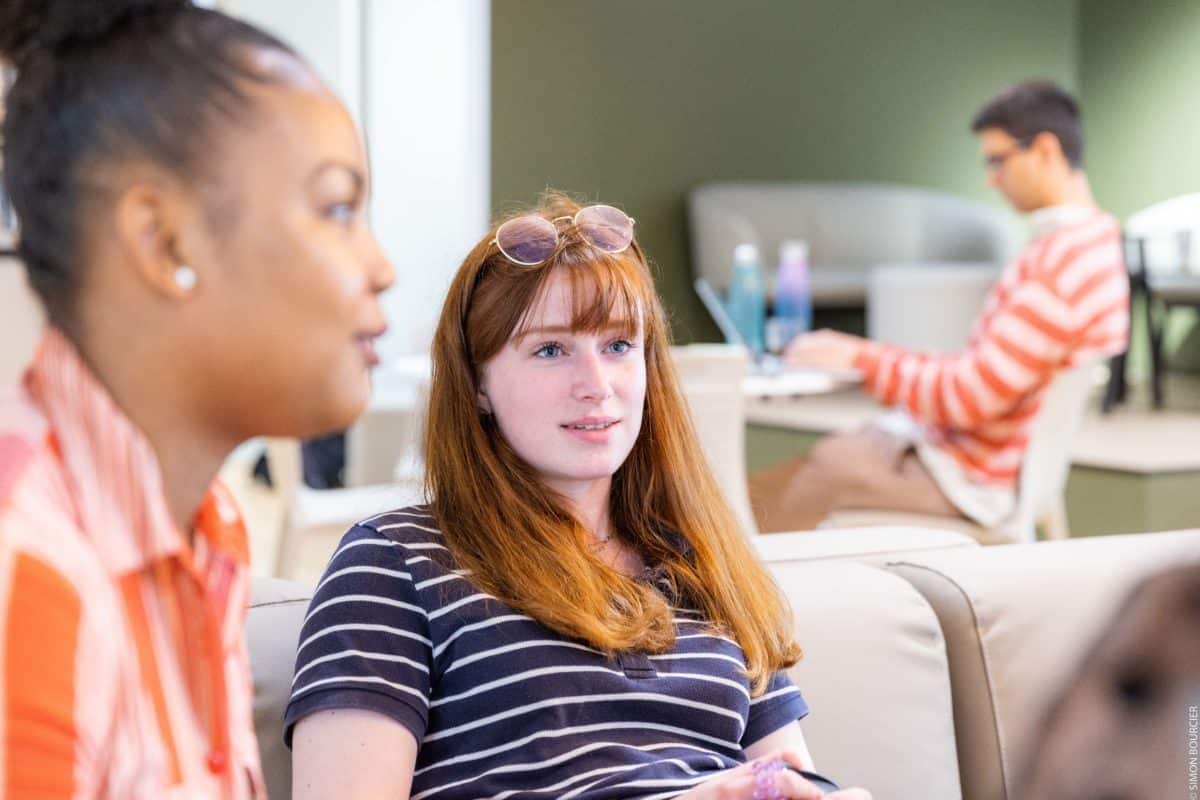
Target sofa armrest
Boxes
[887,530,1200,800]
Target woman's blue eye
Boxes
[327,202,356,224]
[534,343,564,358]
[607,339,635,354]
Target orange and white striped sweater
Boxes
[853,205,1129,487]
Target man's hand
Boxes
[783,329,866,370]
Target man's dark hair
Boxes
[0,0,297,332]
[971,80,1084,169]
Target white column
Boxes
[363,0,491,357]
[216,0,364,124]
[218,0,491,357]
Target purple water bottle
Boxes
[770,240,812,350]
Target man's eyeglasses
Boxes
[983,137,1033,171]
[492,205,635,267]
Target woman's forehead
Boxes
[513,269,643,336]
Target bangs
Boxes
[513,249,653,341]
[465,218,663,367]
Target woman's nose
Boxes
[572,349,612,402]
[363,233,395,294]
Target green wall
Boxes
[1080,0,1200,219]
[492,0,1077,342]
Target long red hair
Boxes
[424,193,800,692]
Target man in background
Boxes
[750,80,1128,537]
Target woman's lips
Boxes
[561,418,620,443]
[355,333,381,367]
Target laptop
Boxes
[694,278,861,395]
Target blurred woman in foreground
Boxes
[0,1,391,794]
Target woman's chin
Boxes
[303,384,371,439]
[538,463,627,492]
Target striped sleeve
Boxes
[283,525,433,746]
[741,670,809,747]
[854,221,1125,430]
[1,552,84,798]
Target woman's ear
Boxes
[114,179,198,301]
[476,374,493,414]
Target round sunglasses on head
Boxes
[493,204,635,266]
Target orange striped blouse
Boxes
[854,206,1129,486]
[0,330,263,798]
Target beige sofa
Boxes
[247,528,1200,799]
[687,182,1023,307]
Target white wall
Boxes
[218,0,364,123]
[363,0,490,356]
[218,0,490,357]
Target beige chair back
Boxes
[265,437,422,583]
[264,437,303,514]
[670,344,757,538]
[346,360,430,486]
[346,402,425,486]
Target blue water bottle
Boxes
[771,240,812,350]
[727,243,766,354]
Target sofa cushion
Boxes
[769,559,962,799]
[887,530,1200,800]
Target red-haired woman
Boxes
[286,195,870,800]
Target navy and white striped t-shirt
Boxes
[284,506,809,800]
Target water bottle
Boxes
[727,243,765,354]
[769,239,812,351]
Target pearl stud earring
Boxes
[174,265,197,292]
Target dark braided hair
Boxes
[0,0,298,332]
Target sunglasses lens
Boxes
[496,216,558,265]
[576,205,633,253]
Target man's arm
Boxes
[788,258,1125,430]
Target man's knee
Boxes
[804,429,912,498]
[806,430,878,475]
[806,432,847,467]
[794,433,864,502]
